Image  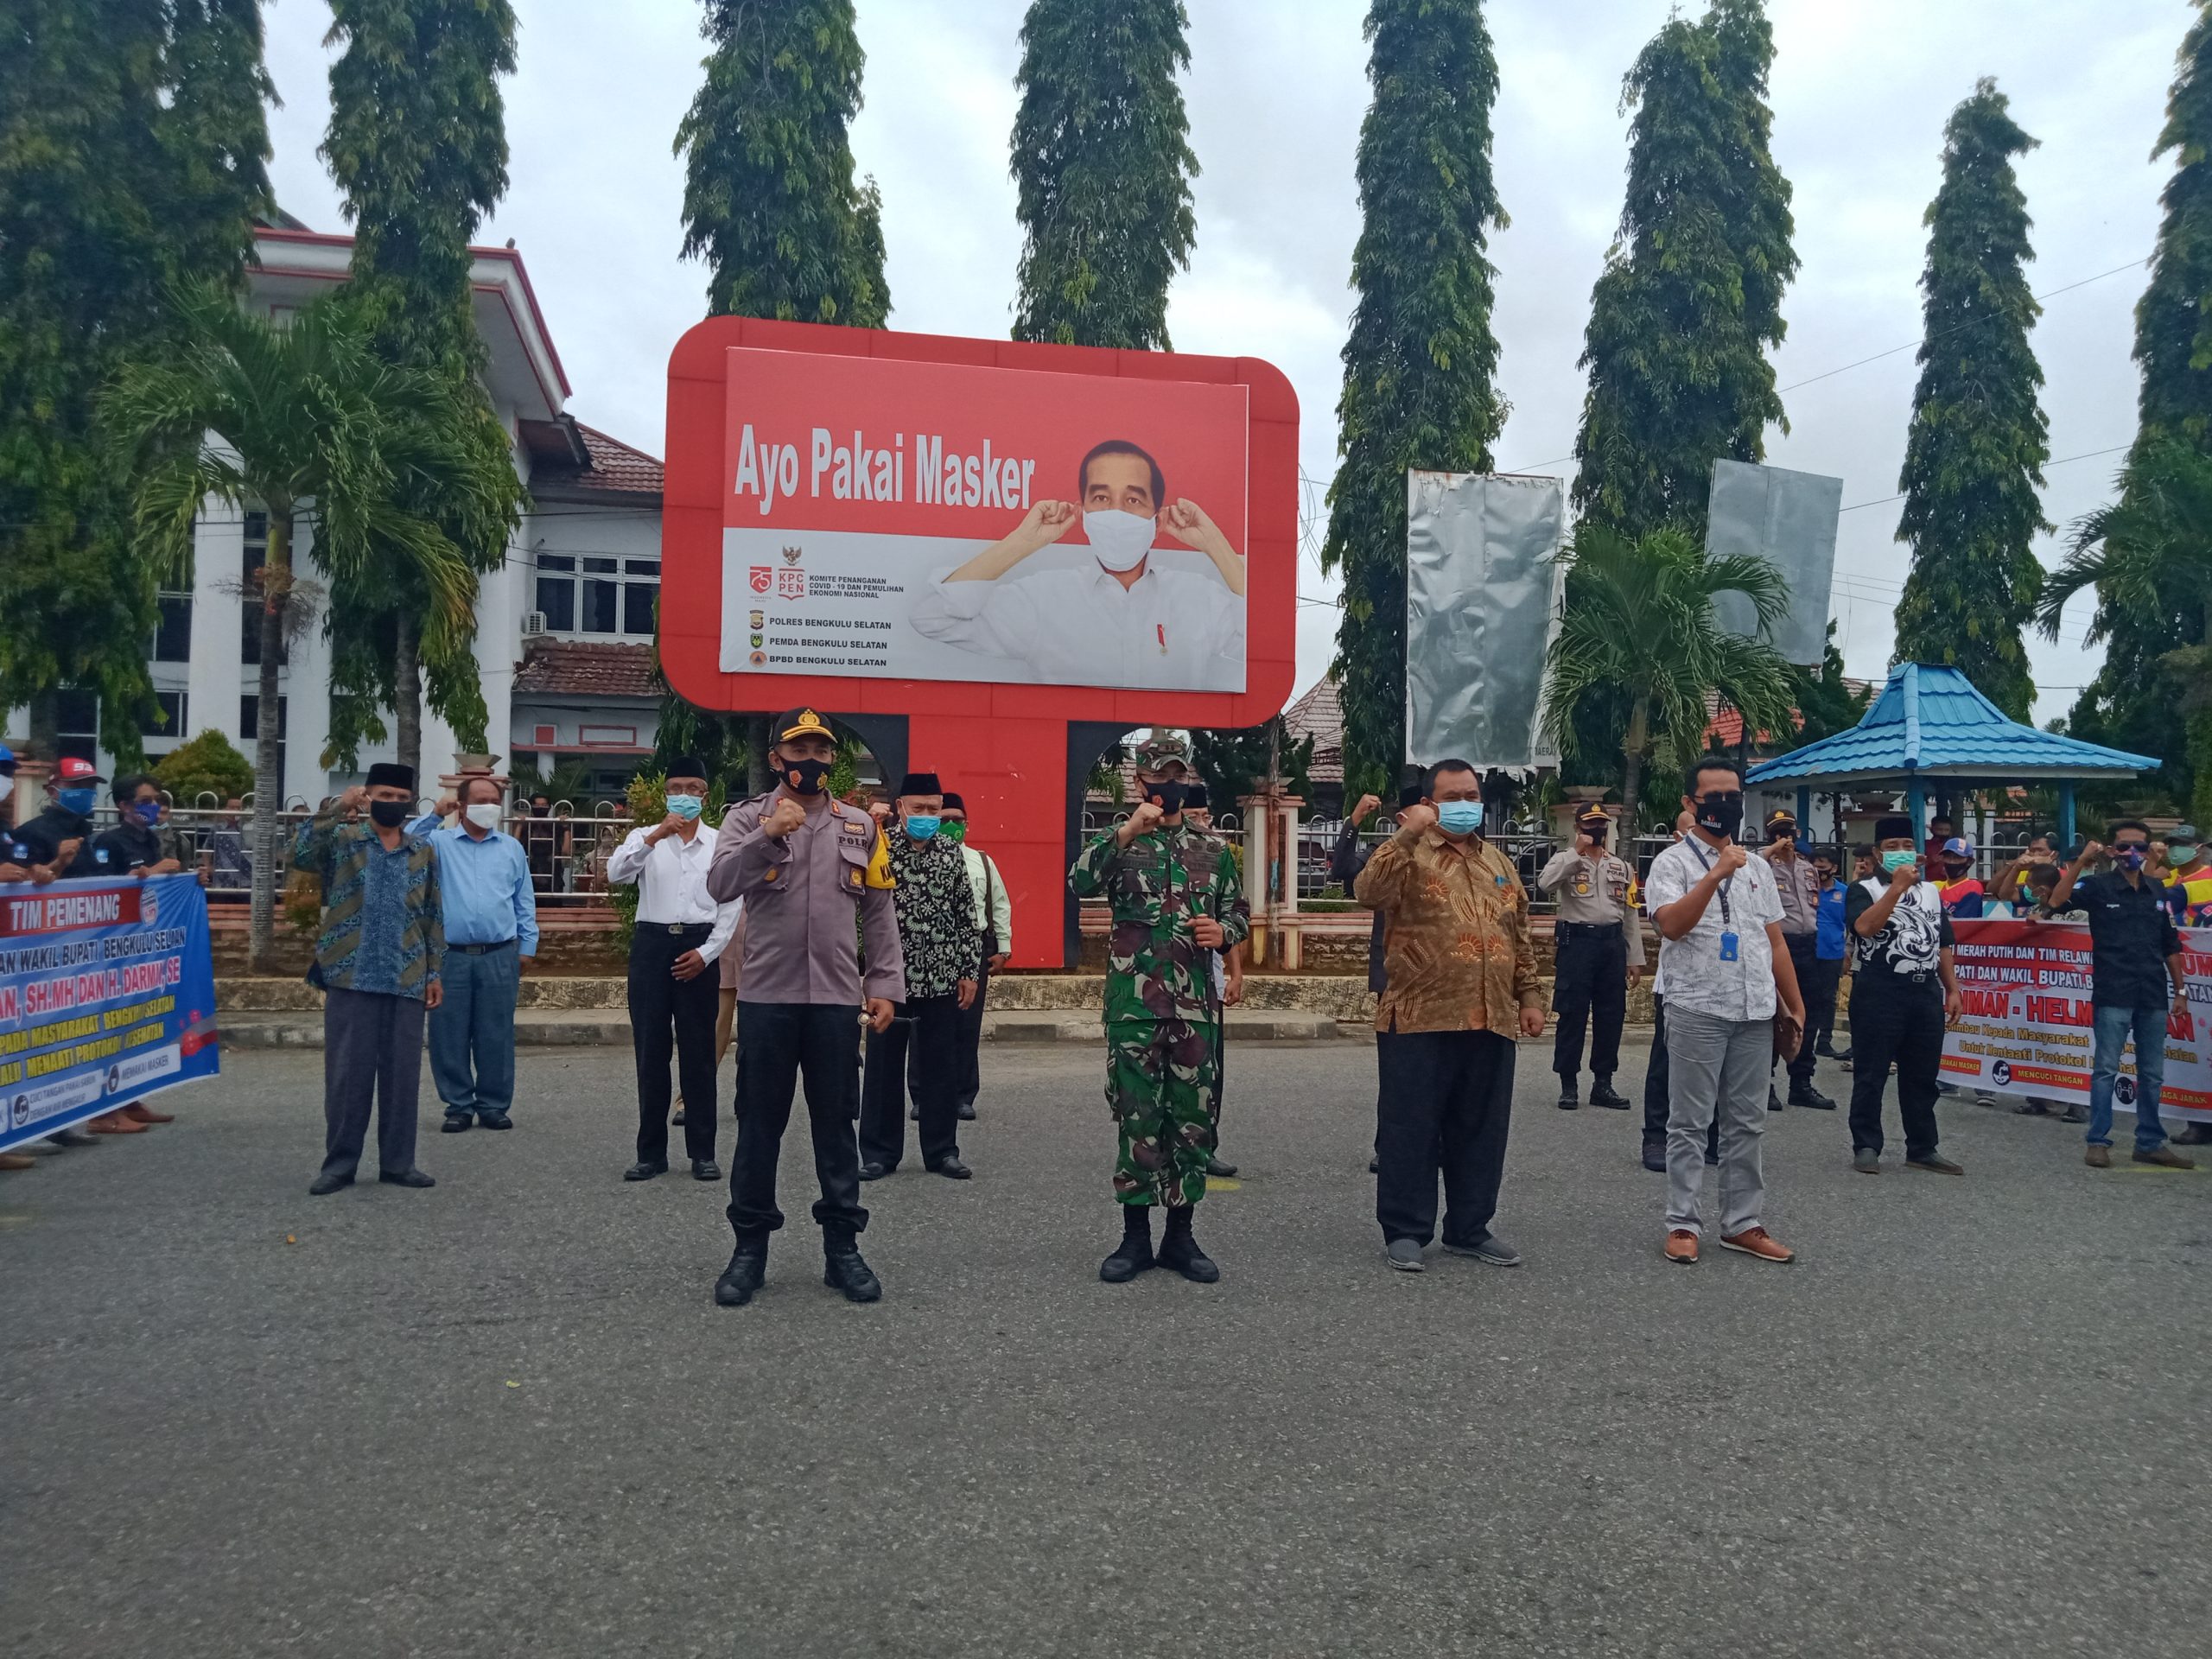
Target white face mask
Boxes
[1084,509,1157,573]
[464,804,502,831]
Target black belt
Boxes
[1557,921,1621,939]
[1866,968,1935,988]
[652,921,713,936]
[453,939,516,955]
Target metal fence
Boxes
[54,796,640,905]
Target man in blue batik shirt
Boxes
[409,776,537,1134]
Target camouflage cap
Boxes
[1131,730,1191,774]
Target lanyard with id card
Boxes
[1685,836,1739,961]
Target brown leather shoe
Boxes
[2133,1146,2197,1169]
[1662,1230,1699,1265]
[86,1111,148,1135]
[2084,1145,2111,1168]
[1719,1227,1795,1263]
[122,1102,174,1124]
[0,1152,36,1171]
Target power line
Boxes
[1495,252,2149,475]
[1835,442,2131,513]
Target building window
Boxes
[153,594,193,661]
[150,690,188,746]
[536,554,575,631]
[536,551,658,638]
[239,511,289,667]
[55,688,99,765]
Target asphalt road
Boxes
[3,1039,2209,1658]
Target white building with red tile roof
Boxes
[106,219,676,806]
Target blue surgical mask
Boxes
[905,814,941,842]
[134,800,162,824]
[2117,845,2147,870]
[1436,799,1484,836]
[58,786,95,814]
[665,794,702,821]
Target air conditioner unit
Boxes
[520,611,548,637]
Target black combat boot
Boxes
[1589,1074,1630,1109]
[1099,1205,1155,1283]
[1157,1206,1221,1284]
[715,1233,768,1307]
[822,1233,883,1303]
[1557,1076,1580,1110]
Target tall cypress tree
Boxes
[1008,0,1197,349]
[677,0,889,790]
[0,1,270,768]
[321,0,526,778]
[2064,1,2212,800]
[676,0,889,327]
[1572,0,1796,540]
[1890,79,2049,721]
[1319,0,1506,788]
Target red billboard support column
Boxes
[659,318,1297,969]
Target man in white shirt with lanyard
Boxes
[605,755,741,1184]
[1643,753,1808,1267]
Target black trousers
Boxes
[1803,956,1844,1052]
[1643,995,1718,1159]
[1847,974,1945,1160]
[1375,1027,1514,1247]
[628,925,719,1165]
[728,1000,868,1239]
[1553,924,1629,1079]
[1770,935,1821,1083]
[863,995,961,1169]
[912,958,989,1110]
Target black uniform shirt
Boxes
[85,817,166,876]
[2075,869,2182,1009]
[7,804,90,869]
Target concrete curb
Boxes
[217,1008,1388,1050]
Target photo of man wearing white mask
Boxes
[907,439,1247,690]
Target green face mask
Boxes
[942,821,967,842]
[1880,849,1918,874]
[2171,843,2198,864]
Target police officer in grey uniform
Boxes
[705,708,906,1310]
[1540,805,1644,1109]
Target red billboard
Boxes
[662,319,1299,969]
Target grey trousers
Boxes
[322,986,426,1179]
[1663,1005,1770,1238]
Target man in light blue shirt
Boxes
[409,778,537,1133]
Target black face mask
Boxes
[780,757,831,796]
[1694,791,1745,838]
[1147,781,1190,815]
[369,800,410,830]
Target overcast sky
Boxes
[260,0,2183,724]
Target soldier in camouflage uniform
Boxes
[1068,734,1250,1284]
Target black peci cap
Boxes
[896,772,943,797]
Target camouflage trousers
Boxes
[1106,1014,1220,1208]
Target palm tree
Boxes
[2037,438,2212,820]
[1539,525,1801,833]
[105,283,518,971]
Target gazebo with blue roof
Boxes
[1745,662,2158,848]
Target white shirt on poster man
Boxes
[606,819,741,963]
[1643,835,1785,1023]
[906,440,1245,691]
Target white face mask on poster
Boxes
[1084,509,1157,573]
[464,804,502,831]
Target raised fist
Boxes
[1715,842,1751,877]
[1350,793,1382,825]
[763,797,808,839]
[1396,801,1439,836]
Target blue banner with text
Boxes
[0,874,220,1151]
